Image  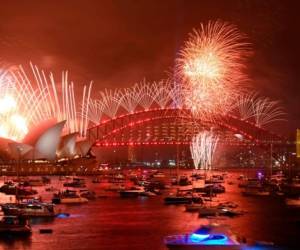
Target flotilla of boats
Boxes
[0,168,298,248]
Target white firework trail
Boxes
[9,63,92,138]
[153,80,172,109]
[190,131,219,170]
[86,79,178,125]
[120,84,142,113]
[231,92,286,128]
[86,99,103,125]
[252,97,286,128]
[98,89,121,119]
[137,79,156,110]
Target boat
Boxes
[52,190,88,204]
[119,186,145,198]
[0,216,32,236]
[45,186,59,192]
[205,175,224,184]
[218,202,238,209]
[42,176,51,184]
[0,183,38,196]
[165,192,202,205]
[63,178,86,188]
[198,207,242,217]
[2,201,56,218]
[80,189,97,200]
[179,176,192,186]
[242,187,270,197]
[92,176,101,183]
[190,173,206,180]
[164,224,241,249]
[285,197,300,207]
[152,172,165,178]
[140,191,157,197]
[105,183,125,191]
[185,203,204,212]
[24,179,44,186]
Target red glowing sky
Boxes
[0,0,299,135]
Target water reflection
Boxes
[0,172,299,249]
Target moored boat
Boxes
[2,201,56,218]
[0,216,32,236]
[198,207,242,217]
[185,203,204,212]
[52,190,88,204]
[165,192,202,205]
[120,186,145,198]
[242,188,270,197]
[285,197,300,207]
[80,189,97,200]
[63,178,86,188]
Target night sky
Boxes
[0,0,299,136]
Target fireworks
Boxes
[0,20,286,144]
[190,131,219,170]
[0,63,93,141]
[231,92,286,128]
[86,80,176,124]
[176,20,250,117]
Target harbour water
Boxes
[0,171,299,250]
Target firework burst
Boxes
[0,63,93,141]
[190,131,219,170]
[231,92,286,128]
[176,20,250,117]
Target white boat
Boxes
[2,201,56,218]
[285,197,300,207]
[164,224,241,249]
[52,190,88,204]
[153,172,165,178]
[120,186,145,198]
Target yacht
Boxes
[285,197,300,207]
[185,203,204,212]
[198,207,242,217]
[105,183,125,191]
[52,190,88,204]
[0,183,38,196]
[0,216,32,236]
[25,179,44,186]
[119,186,145,198]
[2,201,56,218]
[242,187,270,197]
[80,189,97,200]
[152,171,165,178]
[164,192,202,205]
[63,178,86,188]
[164,224,241,249]
[92,176,101,183]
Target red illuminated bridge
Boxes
[87,108,285,148]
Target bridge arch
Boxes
[87,108,284,147]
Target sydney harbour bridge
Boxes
[84,81,289,169]
[86,82,285,146]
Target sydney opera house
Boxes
[0,119,94,174]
